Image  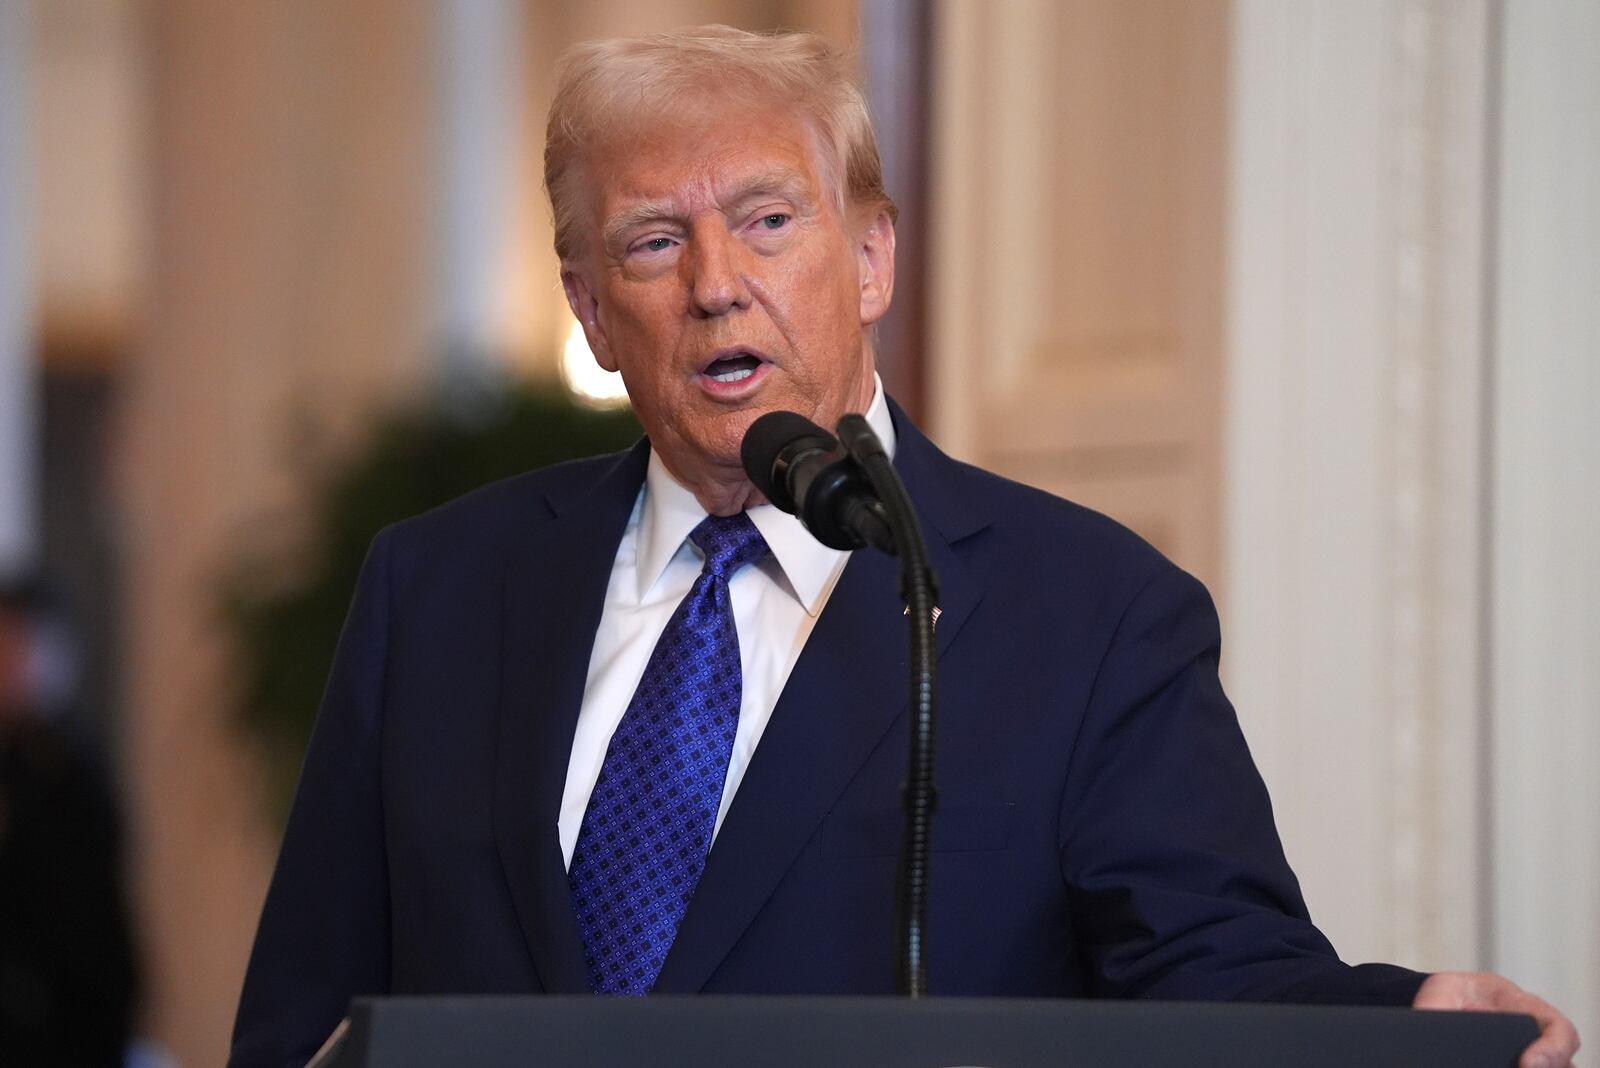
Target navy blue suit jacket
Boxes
[230,403,1425,1067]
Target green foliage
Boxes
[221,378,640,821]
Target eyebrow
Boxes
[601,171,816,251]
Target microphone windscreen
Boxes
[741,410,836,508]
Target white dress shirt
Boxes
[557,377,897,868]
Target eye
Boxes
[640,236,675,253]
[757,213,790,230]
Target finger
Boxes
[1516,1000,1580,1068]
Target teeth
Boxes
[708,367,755,383]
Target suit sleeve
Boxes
[230,528,395,1068]
[1058,565,1427,1006]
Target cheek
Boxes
[783,252,859,333]
[602,293,680,361]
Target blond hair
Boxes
[544,24,896,263]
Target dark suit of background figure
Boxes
[0,716,139,1068]
[230,401,1425,1067]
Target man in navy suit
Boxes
[230,24,1577,1068]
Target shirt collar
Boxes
[635,373,897,615]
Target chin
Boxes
[685,412,761,470]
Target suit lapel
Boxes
[492,443,648,994]
[653,409,988,993]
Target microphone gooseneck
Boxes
[835,414,939,999]
[740,410,940,998]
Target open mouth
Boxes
[702,352,764,384]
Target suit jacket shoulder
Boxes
[383,444,646,566]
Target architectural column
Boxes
[124,3,437,1064]
[1488,0,1600,1046]
[1225,0,1491,971]
[0,0,37,576]
[437,0,525,370]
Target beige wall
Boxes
[123,4,437,1063]
[929,0,1227,586]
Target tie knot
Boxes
[689,512,768,579]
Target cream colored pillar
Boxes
[124,3,437,1064]
[1489,0,1600,1046]
[439,0,525,368]
[1226,0,1492,973]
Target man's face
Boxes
[562,98,894,495]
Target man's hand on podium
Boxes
[1413,971,1579,1068]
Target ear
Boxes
[856,207,897,327]
[561,269,617,372]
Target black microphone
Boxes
[741,411,896,553]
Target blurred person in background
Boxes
[0,577,139,1067]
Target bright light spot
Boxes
[559,320,630,409]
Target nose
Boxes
[685,223,752,318]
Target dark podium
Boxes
[311,995,1537,1067]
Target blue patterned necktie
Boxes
[568,511,769,994]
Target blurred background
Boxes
[0,0,1594,1064]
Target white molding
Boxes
[1382,0,1491,971]
[1225,0,1489,971]
[0,0,37,576]
[1226,0,1394,964]
[1488,0,1600,1047]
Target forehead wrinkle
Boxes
[723,170,817,212]
[584,99,844,254]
